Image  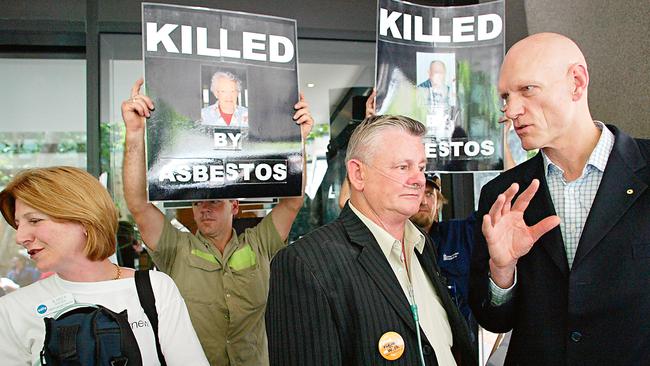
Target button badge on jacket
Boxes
[378,331,405,360]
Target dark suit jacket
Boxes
[266,204,476,366]
[469,125,650,365]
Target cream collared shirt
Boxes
[349,203,456,365]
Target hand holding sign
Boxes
[293,93,314,141]
[122,78,154,134]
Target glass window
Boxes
[0,58,86,286]
[291,39,374,238]
[99,34,143,221]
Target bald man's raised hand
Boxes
[482,179,560,288]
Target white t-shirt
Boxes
[0,271,208,366]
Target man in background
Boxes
[6,255,39,287]
[409,173,443,234]
[117,221,153,270]
[410,173,476,340]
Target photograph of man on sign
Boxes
[416,52,458,140]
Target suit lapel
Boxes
[523,154,570,275]
[573,127,648,268]
[339,206,416,333]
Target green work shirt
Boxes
[151,213,285,366]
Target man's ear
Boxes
[346,159,366,192]
[570,63,589,101]
[230,200,240,215]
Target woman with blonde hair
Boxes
[0,166,207,365]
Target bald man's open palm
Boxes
[483,179,560,287]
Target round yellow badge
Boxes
[378,331,405,361]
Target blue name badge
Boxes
[36,293,75,317]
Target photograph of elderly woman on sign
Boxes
[201,68,249,128]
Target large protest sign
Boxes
[142,3,302,201]
[376,0,505,172]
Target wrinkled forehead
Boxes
[498,50,559,92]
[498,35,582,92]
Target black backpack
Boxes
[40,271,167,366]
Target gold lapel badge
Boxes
[378,331,405,361]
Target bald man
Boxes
[469,33,650,365]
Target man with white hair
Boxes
[266,115,475,365]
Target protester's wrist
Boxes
[125,125,146,136]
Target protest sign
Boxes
[143,3,302,201]
[376,0,505,172]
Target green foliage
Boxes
[0,132,87,188]
[99,121,121,176]
[307,123,329,141]
[146,98,194,161]
[456,60,501,132]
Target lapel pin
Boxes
[626,189,634,195]
[378,331,405,360]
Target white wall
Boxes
[519,0,650,137]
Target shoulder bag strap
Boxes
[135,270,167,366]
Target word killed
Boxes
[145,23,294,63]
[379,8,502,43]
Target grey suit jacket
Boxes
[266,204,476,366]
[469,125,650,365]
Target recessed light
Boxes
[306,83,315,88]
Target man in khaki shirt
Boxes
[121,79,313,365]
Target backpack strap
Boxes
[135,270,167,366]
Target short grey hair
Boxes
[345,115,426,164]
[210,71,242,94]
